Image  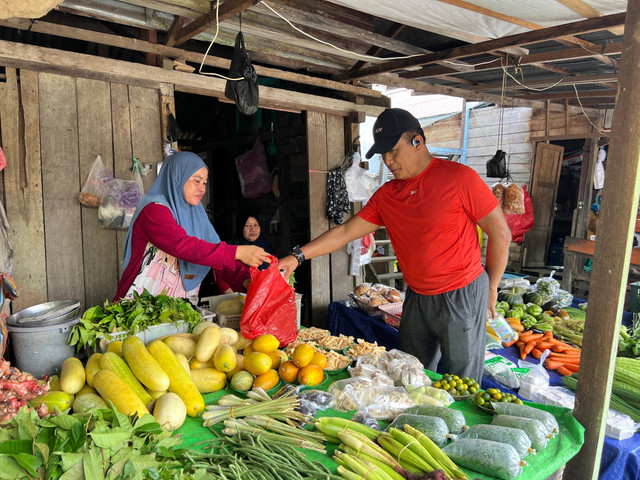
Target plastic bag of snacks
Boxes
[502,183,525,215]
[79,155,112,207]
[351,410,381,431]
[360,387,415,421]
[347,363,394,386]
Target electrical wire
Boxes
[259,0,423,61]
[443,57,501,68]
[573,84,607,135]
[198,0,244,81]
[471,107,497,147]
[501,64,567,92]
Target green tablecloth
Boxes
[175,370,584,480]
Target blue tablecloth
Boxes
[327,300,640,480]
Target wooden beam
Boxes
[0,18,382,98]
[519,89,617,101]
[165,15,186,47]
[370,72,603,116]
[435,0,618,68]
[556,0,625,36]
[349,23,405,73]
[0,39,385,117]
[465,73,618,92]
[400,42,622,79]
[531,132,607,142]
[172,0,259,47]
[565,1,640,475]
[335,13,625,81]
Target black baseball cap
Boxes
[365,108,424,159]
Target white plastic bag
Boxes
[593,148,606,190]
[348,233,375,275]
[344,153,375,202]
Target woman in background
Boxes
[213,214,276,294]
[114,152,270,301]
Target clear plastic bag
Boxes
[351,410,381,431]
[502,183,525,215]
[517,350,550,401]
[347,363,394,386]
[403,405,467,434]
[79,154,112,207]
[389,365,432,389]
[360,386,415,421]
[344,154,375,202]
[486,333,502,350]
[348,234,375,276]
[406,385,454,407]
[552,289,573,308]
[457,424,534,459]
[491,415,550,451]
[328,377,375,411]
[535,271,560,296]
[443,438,525,480]
[98,173,144,230]
[490,402,559,437]
[386,413,449,447]
[299,390,334,411]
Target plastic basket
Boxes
[378,302,403,328]
[349,294,383,316]
[97,321,190,351]
[200,293,302,330]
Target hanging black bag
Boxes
[486,149,507,178]
[225,31,259,116]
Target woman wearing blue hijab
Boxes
[114,151,270,301]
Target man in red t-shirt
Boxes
[280,109,511,381]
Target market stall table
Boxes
[175,369,582,480]
[327,299,639,480]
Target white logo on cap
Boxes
[375,127,383,133]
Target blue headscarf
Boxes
[122,151,221,291]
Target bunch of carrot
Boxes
[509,330,581,376]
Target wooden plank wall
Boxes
[424,105,596,272]
[0,70,161,312]
[307,111,354,327]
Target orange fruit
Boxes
[252,334,280,353]
[243,343,254,355]
[253,369,279,390]
[297,364,324,387]
[308,351,327,370]
[267,350,288,370]
[243,352,272,376]
[292,344,315,368]
[278,360,300,383]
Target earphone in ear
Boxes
[412,137,420,147]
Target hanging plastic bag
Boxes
[593,148,606,190]
[224,32,259,116]
[79,155,113,207]
[235,137,273,199]
[486,149,507,178]
[502,183,525,215]
[348,233,375,275]
[98,167,145,230]
[240,256,297,346]
[504,185,534,243]
[344,153,374,202]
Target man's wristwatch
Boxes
[290,245,306,266]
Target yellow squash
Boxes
[85,353,103,387]
[122,336,171,392]
[100,352,152,405]
[60,357,86,395]
[93,369,150,418]
[147,340,205,417]
[190,368,227,393]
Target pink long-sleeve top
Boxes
[114,203,237,300]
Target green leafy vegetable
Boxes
[68,289,203,353]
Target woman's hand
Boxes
[278,255,298,280]
[236,245,271,267]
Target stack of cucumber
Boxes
[563,356,640,423]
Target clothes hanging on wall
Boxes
[326,167,350,225]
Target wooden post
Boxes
[565,0,640,478]
[545,99,551,142]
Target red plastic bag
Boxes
[505,185,534,243]
[240,256,297,346]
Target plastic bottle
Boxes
[487,311,518,344]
